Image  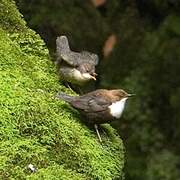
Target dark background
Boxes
[16,0,180,179]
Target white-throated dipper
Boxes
[56,89,134,142]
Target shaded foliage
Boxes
[16,0,109,55]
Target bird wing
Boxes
[61,51,99,67]
[56,36,71,64]
[56,36,99,67]
[81,51,99,66]
[87,97,111,112]
[56,36,70,56]
[60,51,82,67]
[71,93,111,113]
[56,36,81,67]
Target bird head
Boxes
[110,89,135,101]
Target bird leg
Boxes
[64,82,74,93]
[94,124,102,142]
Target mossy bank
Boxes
[0,0,124,179]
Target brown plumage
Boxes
[56,89,134,142]
[56,89,132,124]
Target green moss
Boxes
[0,0,124,179]
[27,165,86,180]
[0,0,26,31]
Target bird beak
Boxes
[90,73,97,81]
[127,93,136,97]
[91,75,96,81]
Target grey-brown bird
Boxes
[56,36,99,87]
[56,89,134,142]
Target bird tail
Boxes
[56,36,70,57]
[56,92,76,103]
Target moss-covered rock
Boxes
[0,0,124,179]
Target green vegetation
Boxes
[16,0,180,179]
[0,0,124,179]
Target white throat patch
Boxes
[108,97,128,118]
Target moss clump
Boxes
[0,0,26,31]
[0,0,124,179]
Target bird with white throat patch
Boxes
[56,89,134,142]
